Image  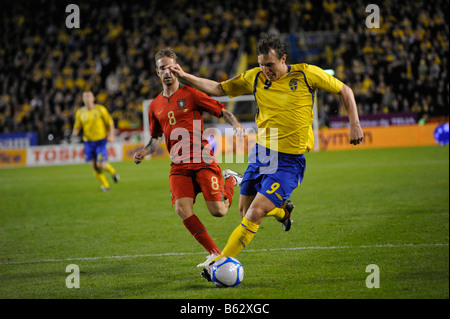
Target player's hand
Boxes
[349,123,364,145]
[70,135,81,144]
[134,149,147,164]
[168,64,186,78]
[233,125,246,137]
[107,135,114,143]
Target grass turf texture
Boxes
[0,146,448,299]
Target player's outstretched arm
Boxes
[134,136,162,164]
[169,64,226,97]
[107,121,115,143]
[72,128,80,138]
[338,84,364,145]
[222,109,246,137]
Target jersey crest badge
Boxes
[177,99,188,112]
[289,78,298,92]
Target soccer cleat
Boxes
[223,169,243,186]
[200,262,214,282]
[197,253,219,268]
[200,267,212,282]
[280,200,295,231]
[100,185,110,192]
[112,173,120,183]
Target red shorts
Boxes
[169,163,224,205]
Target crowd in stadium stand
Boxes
[320,0,449,126]
[0,0,448,144]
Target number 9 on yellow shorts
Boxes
[240,152,306,207]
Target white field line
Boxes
[0,243,447,266]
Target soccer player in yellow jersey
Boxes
[169,35,364,281]
[72,91,120,191]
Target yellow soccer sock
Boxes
[93,170,110,188]
[266,207,286,221]
[214,217,259,261]
[105,163,116,176]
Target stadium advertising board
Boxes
[25,144,122,166]
[0,123,446,167]
[0,149,27,167]
[319,123,441,151]
[122,142,169,161]
[328,112,418,129]
[0,132,38,149]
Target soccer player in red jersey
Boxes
[134,48,245,267]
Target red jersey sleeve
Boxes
[148,101,163,138]
[193,88,225,118]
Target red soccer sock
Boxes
[183,214,221,255]
[223,176,235,206]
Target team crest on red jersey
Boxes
[177,99,188,112]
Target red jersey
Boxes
[148,84,225,166]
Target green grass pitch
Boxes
[0,146,448,300]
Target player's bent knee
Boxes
[245,206,267,224]
[208,206,228,217]
[174,198,194,220]
[209,208,226,217]
[206,202,227,217]
[175,208,192,220]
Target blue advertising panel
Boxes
[0,132,38,149]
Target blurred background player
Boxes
[169,35,364,281]
[72,91,119,191]
[133,48,245,267]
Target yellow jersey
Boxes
[74,104,113,142]
[221,63,343,154]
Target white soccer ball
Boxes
[211,257,244,288]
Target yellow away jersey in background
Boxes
[74,104,113,141]
[221,63,344,154]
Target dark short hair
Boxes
[155,47,178,64]
[256,35,287,59]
